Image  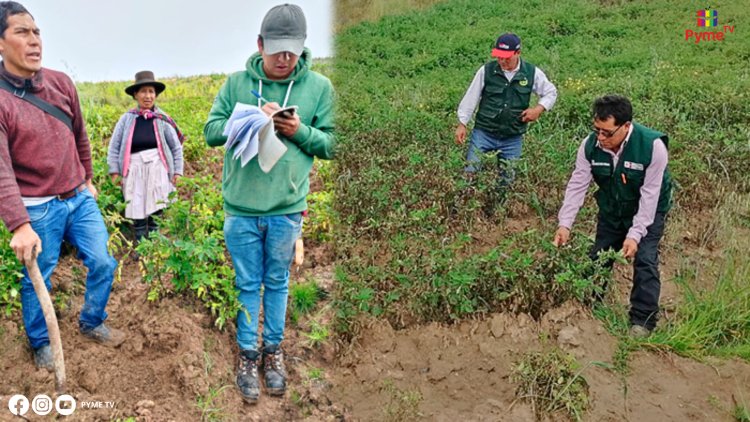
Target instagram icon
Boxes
[31,394,53,416]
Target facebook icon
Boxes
[8,394,29,416]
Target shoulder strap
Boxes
[0,79,73,132]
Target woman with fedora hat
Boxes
[107,70,184,242]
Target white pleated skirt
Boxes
[123,149,174,219]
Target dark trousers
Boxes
[589,212,667,330]
[133,210,163,242]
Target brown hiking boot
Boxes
[81,323,126,347]
[237,349,261,404]
[628,324,651,339]
[262,344,287,396]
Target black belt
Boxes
[57,184,86,200]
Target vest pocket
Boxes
[620,169,645,200]
[477,106,500,122]
[513,84,532,101]
[497,107,525,129]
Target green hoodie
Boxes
[204,48,335,217]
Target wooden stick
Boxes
[26,256,66,393]
[294,237,304,266]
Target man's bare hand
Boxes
[553,226,571,247]
[520,105,544,123]
[261,102,281,116]
[455,124,467,145]
[85,179,98,200]
[621,238,638,259]
[261,102,300,137]
[10,223,42,265]
[273,112,300,137]
[110,173,122,186]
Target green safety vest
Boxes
[584,122,673,228]
[474,59,536,138]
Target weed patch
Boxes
[290,279,325,323]
[303,319,330,348]
[512,348,589,421]
[381,379,423,421]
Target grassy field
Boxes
[331,0,749,354]
[0,1,747,419]
[330,1,749,418]
[1,0,743,353]
[0,63,334,327]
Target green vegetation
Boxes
[591,193,750,372]
[0,51,334,329]
[303,319,331,348]
[0,237,22,316]
[137,175,239,328]
[639,194,750,359]
[336,0,445,31]
[736,404,750,422]
[195,384,230,422]
[290,278,325,323]
[512,348,590,421]
[647,247,750,359]
[381,379,423,421]
[331,0,750,347]
[306,161,335,242]
[305,366,325,382]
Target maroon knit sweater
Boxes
[0,63,92,232]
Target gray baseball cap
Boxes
[260,4,307,56]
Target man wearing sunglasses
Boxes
[553,95,673,338]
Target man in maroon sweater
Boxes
[0,1,125,369]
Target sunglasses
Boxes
[591,122,627,138]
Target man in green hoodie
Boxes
[204,4,334,404]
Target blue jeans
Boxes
[465,128,523,186]
[21,188,117,350]
[224,213,302,352]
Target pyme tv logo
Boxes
[685,7,735,44]
[696,8,718,27]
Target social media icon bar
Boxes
[32,394,53,415]
[56,394,77,416]
[7,394,76,416]
[8,394,30,416]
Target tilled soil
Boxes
[330,302,750,421]
[2,211,748,421]
[0,248,343,421]
[328,209,750,421]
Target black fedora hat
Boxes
[125,70,166,96]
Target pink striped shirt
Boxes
[557,124,668,244]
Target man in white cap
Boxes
[455,32,558,197]
[204,3,335,404]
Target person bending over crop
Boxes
[553,95,673,338]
